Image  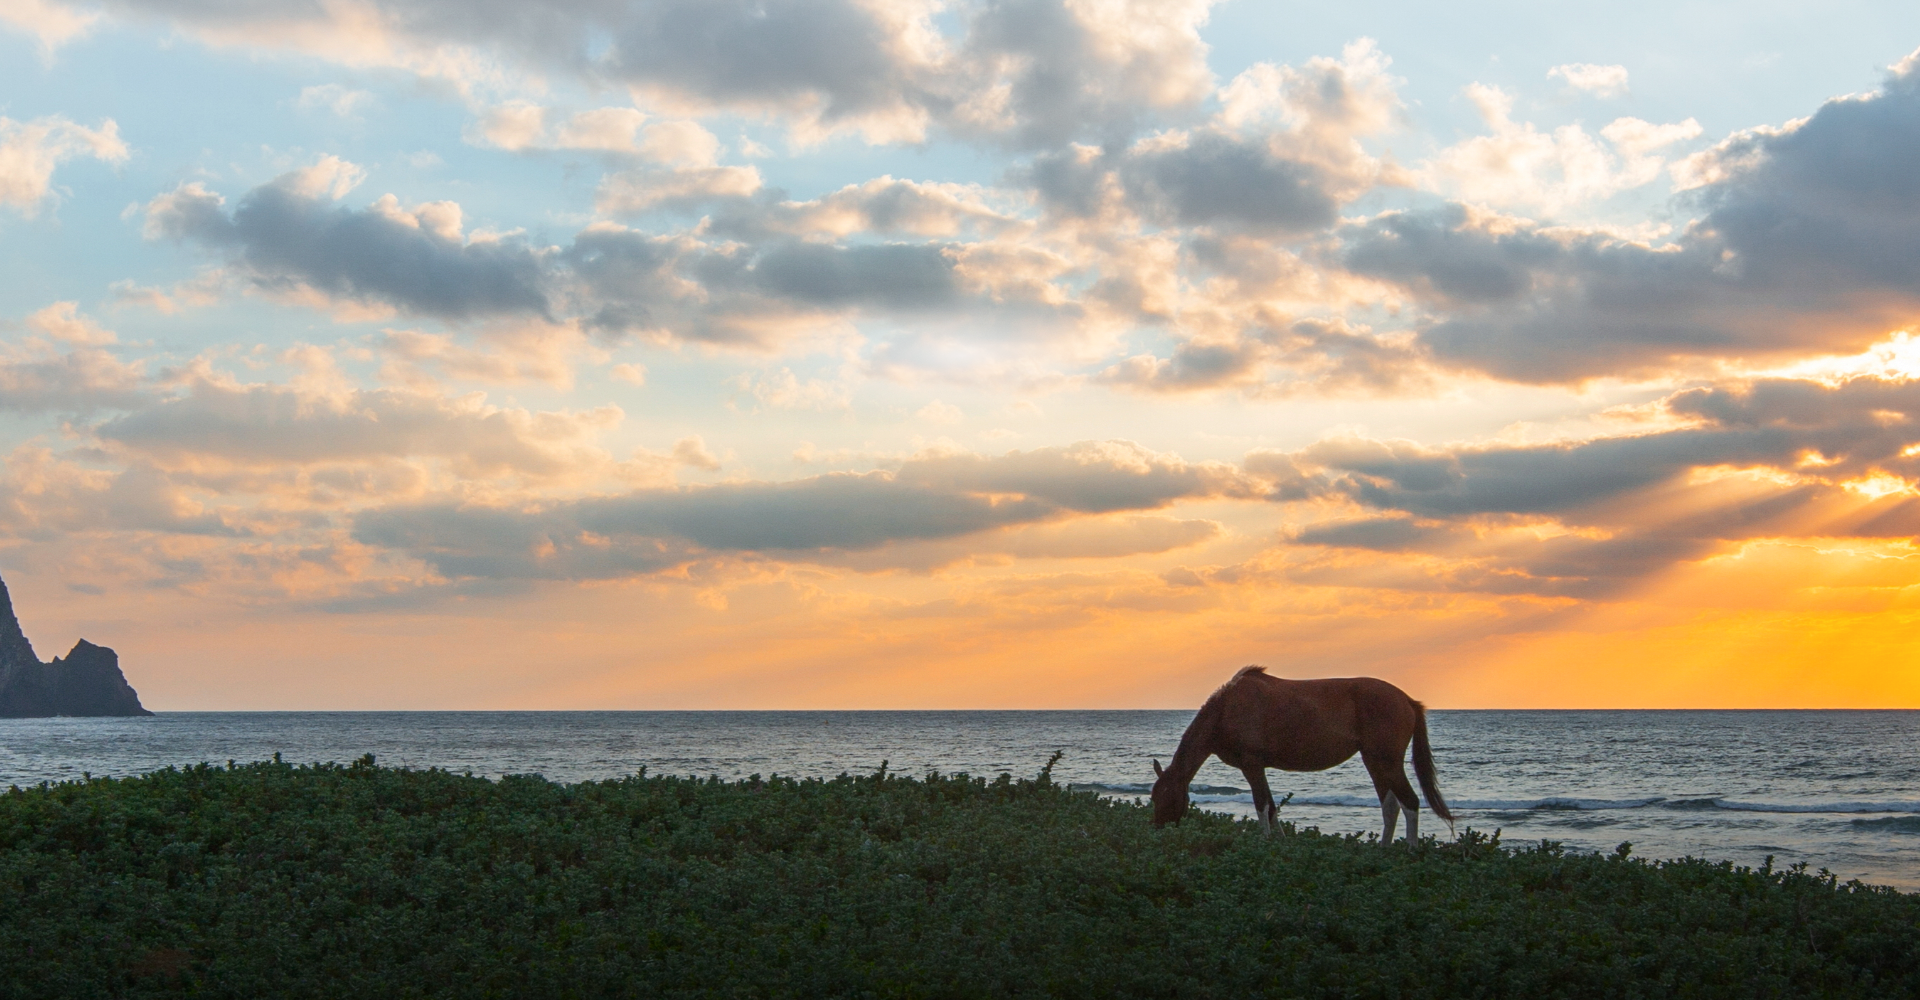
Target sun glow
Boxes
[1842,474,1917,499]
[1763,330,1920,383]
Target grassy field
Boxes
[2,755,1916,999]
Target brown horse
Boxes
[1150,666,1452,844]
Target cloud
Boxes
[90,0,518,97]
[0,304,145,413]
[568,225,972,345]
[819,511,1224,571]
[1096,316,1423,394]
[1211,38,1402,178]
[670,435,721,471]
[1345,57,1920,381]
[0,115,129,214]
[1260,374,1920,595]
[351,439,1256,579]
[1098,340,1267,392]
[96,356,632,486]
[144,157,553,322]
[1417,83,1699,214]
[466,100,547,150]
[706,177,1022,241]
[143,162,1066,354]
[947,0,1219,147]
[120,42,1403,378]
[0,447,236,540]
[466,102,726,165]
[1027,40,1401,232]
[589,0,953,144]
[373,322,591,388]
[594,164,764,214]
[1119,129,1343,232]
[26,301,116,346]
[1548,63,1629,98]
[994,513,1219,559]
[1339,53,1920,383]
[0,341,736,600]
[0,0,99,57]
[731,368,852,410]
[89,0,1219,148]
[108,271,228,315]
[120,41,1920,397]
[298,83,376,117]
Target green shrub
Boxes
[1,756,1914,999]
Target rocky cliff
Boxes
[0,575,149,718]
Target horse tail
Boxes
[1411,702,1454,833]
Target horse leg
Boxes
[1364,750,1421,847]
[1242,766,1276,834]
[1386,771,1420,847]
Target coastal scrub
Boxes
[1,756,1915,998]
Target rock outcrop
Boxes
[0,574,149,718]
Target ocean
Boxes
[3,709,1916,891]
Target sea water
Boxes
[2,710,1916,890]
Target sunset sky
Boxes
[3,0,1919,709]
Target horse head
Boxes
[1149,758,1188,827]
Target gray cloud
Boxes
[1271,375,1920,595]
[352,440,1252,579]
[1344,59,1920,381]
[1121,131,1340,232]
[701,178,1020,243]
[146,170,552,322]
[1293,515,1441,551]
[596,0,939,132]
[1098,340,1267,392]
[568,227,965,344]
[953,0,1214,148]
[99,0,1216,148]
[1098,317,1424,395]
[1025,130,1344,234]
[718,242,960,310]
[150,169,1005,347]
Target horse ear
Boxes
[1152,759,1164,778]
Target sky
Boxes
[1,0,1919,710]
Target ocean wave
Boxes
[1461,797,1663,811]
[1074,784,1920,816]
[1851,816,1920,833]
[1462,796,1920,815]
[1713,799,1920,815]
[1072,782,1248,796]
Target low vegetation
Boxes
[2,756,1915,999]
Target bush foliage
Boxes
[2,755,1915,998]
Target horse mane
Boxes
[1204,665,1267,706]
[1166,666,1268,782]
[1189,665,1268,724]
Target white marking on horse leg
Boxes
[1404,801,1419,845]
[1263,802,1277,834]
[1379,792,1398,843]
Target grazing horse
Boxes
[1150,666,1452,844]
